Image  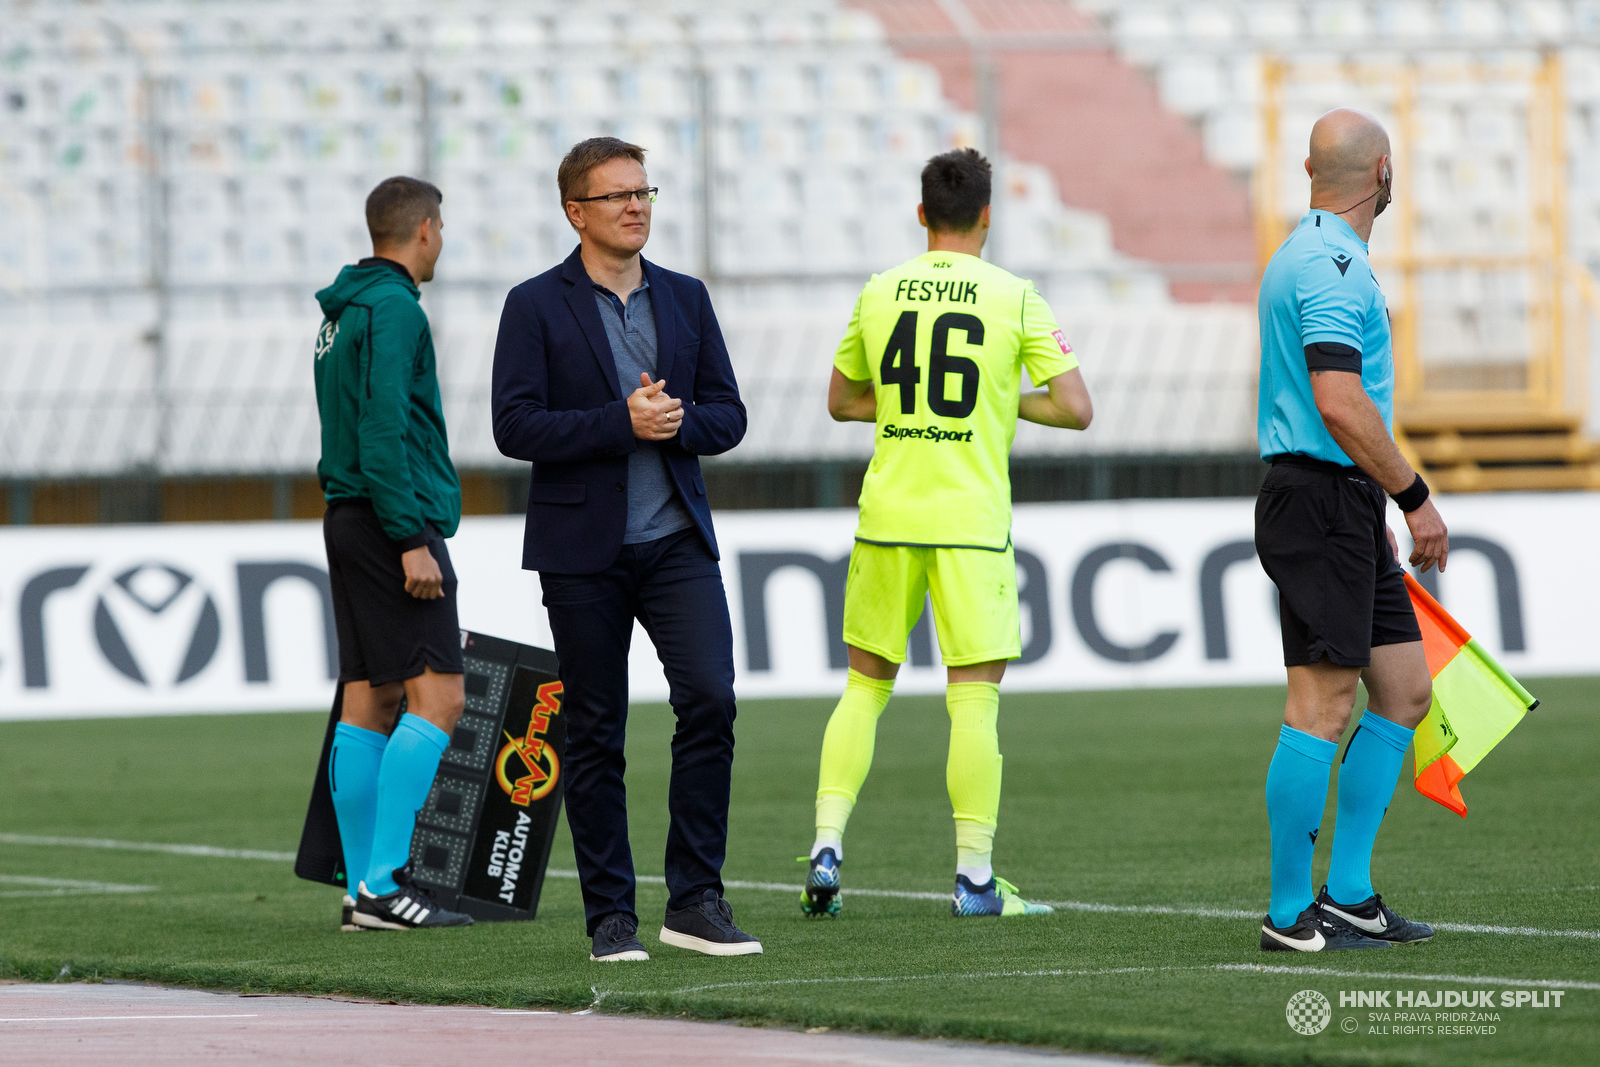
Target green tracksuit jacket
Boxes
[313,259,461,550]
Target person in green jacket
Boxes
[313,176,472,932]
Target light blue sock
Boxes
[1266,724,1338,928]
[329,722,387,894]
[364,713,451,896]
[1327,711,1414,905]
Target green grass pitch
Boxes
[1,680,1596,1066]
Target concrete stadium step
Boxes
[1426,462,1600,493]
[1397,404,1600,492]
[1410,431,1599,466]
[1397,406,1583,435]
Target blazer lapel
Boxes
[560,249,623,402]
[644,258,677,387]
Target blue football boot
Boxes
[800,848,843,918]
[951,874,1054,917]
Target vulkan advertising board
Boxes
[0,493,1593,720]
[295,631,566,922]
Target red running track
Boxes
[0,981,1141,1066]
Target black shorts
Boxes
[1254,455,1422,668]
[324,499,464,686]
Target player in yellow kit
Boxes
[803,148,1094,919]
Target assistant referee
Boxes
[1254,109,1448,953]
[314,176,470,932]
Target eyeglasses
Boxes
[570,187,658,206]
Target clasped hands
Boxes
[628,372,683,441]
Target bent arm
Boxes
[675,283,747,456]
[1311,368,1449,572]
[1019,367,1092,429]
[1310,370,1413,493]
[491,291,637,463]
[828,367,876,422]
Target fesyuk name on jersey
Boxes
[835,250,1077,551]
[892,277,980,304]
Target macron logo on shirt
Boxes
[1330,253,1353,276]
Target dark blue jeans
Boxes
[538,527,737,935]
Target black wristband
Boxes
[1391,473,1429,513]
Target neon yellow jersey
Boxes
[835,251,1079,551]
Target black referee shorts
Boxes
[324,499,464,686]
[1254,455,1422,668]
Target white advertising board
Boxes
[0,493,1592,721]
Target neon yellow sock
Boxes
[815,669,895,845]
[946,681,1001,867]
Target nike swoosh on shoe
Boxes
[1323,904,1388,934]
[1263,925,1326,951]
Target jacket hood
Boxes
[316,261,418,319]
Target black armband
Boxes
[1304,341,1362,373]
[1391,473,1429,513]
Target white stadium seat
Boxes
[1161,57,1226,116]
[37,0,1554,472]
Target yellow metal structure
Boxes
[1256,53,1600,491]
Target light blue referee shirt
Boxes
[1257,209,1393,465]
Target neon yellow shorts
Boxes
[842,541,1021,667]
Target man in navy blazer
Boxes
[491,138,760,962]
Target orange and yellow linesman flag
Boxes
[1405,572,1538,817]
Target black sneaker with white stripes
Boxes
[340,893,361,932]
[354,864,473,931]
[1318,886,1434,944]
[1261,902,1390,952]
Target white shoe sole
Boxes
[352,912,412,931]
[658,926,763,956]
[590,949,650,962]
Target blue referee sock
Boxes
[329,722,387,894]
[364,713,451,897]
[1266,724,1338,928]
[1327,711,1414,905]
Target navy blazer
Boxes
[491,247,747,575]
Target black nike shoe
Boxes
[1318,886,1435,944]
[353,864,474,930]
[660,889,763,956]
[590,913,650,962]
[1261,902,1391,952]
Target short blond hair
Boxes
[557,137,647,208]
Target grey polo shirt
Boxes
[593,280,696,545]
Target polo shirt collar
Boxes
[1305,209,1366,251]
[593,276,649,317]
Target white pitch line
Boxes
[1433,920,1600,939]
[6,835,1595,940]
[618,962,1600,1000]
[657,966,1169,997]
[0,874,157,898]
[0,833,294,862]
[1214,964,1600,991]
[0,1014,260,1023]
